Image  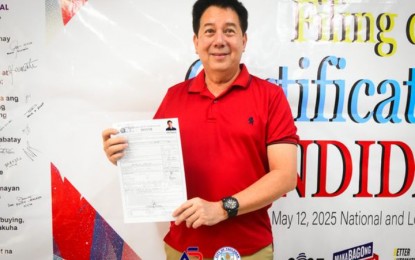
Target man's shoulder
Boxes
[167,78,194,93]
[249,74,284,93]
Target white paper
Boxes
[113,118,187,223]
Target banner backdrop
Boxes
[0,0,414,259]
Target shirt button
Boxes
[213,100,218,104]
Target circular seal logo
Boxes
[214,246,241,260]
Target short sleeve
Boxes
[266,86,299,145]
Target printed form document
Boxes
[113,118,187,223]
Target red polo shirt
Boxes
[154,64,298,257]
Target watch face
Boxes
[223,197,239,218]
[224,197,238,209]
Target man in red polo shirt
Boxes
[102,0,298,259]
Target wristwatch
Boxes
[222,196,239,218]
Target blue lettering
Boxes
[185,58,414,124]
[312,56,347,122]
[374,79,402,123]
[349,79,375,123]
[404,68,415,123]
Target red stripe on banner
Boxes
[51,163,95,259]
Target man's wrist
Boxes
[221,196,239,218]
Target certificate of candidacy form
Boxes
[113,118,187,223]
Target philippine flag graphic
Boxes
[51,163,141,260]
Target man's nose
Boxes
[213,32,225,46]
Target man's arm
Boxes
[173,143,298,228]
[234,143,297,215]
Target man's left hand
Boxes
[173,197,227,228]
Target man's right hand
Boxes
[102,128,128,165]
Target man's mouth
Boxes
[212,53,228,57]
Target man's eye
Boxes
[225,29,235,35]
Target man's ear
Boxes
[193,34,199,54]
[243,33,248,51]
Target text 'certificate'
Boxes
[113,118,187,223]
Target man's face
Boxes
[193,6,247,75]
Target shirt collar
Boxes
[189,64,251,93]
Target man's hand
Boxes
[173,197,228,229]
[102,128,128,165]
